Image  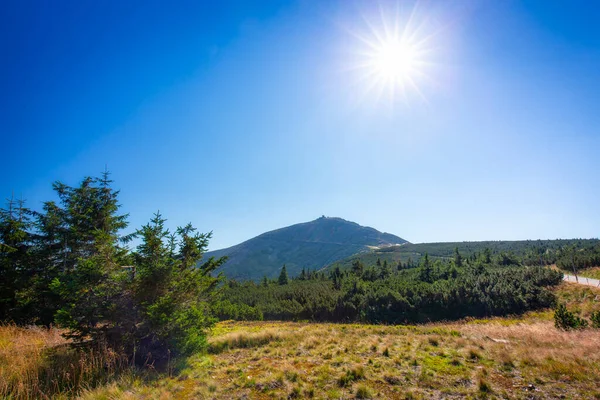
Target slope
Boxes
[203,216,407,280]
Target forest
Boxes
[214,252,566,323]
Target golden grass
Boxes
[207,328,293,354]
[0,324,129,399]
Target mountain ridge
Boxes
[203,216,407,280]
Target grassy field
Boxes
[2,282,599,399]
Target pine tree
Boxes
[51,173,130,340]
[419,253,433,283]
[299,268,307,281]
[380,259,392,279]
[0,195,33,322]
[453,247,463,268]
[351,259,364,276]
[127,213,225,358]
[278,265,289,285]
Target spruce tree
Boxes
[419,253,433,283]
[278,264,289,285]
[0,195,33,322]
[351,259,364,276]
[453,247,463,267]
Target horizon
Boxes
[3,0,600,250]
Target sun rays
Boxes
[344,2,442,107]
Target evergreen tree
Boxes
[50,174,131,342]
[126,214,224,358]
[418,253,433,283]
[0,196,33,322]
[380,259,392,279]
[376,257,381,267]
[453,247,463,267]
[299,267,307,281]
[278,264,289,285]
[396,260,403,271]
[351,259,364,276]
[482,248,492,264]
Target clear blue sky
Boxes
[2,0,599,250]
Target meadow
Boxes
[2,282,599,400]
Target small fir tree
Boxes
[278,265,289,285]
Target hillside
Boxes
[203,216,407,280]
[325,238,600,271]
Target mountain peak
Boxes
[203,218,407,281]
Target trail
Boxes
[563,273,600,288]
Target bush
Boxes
[554,303,589,330]
[591,311,600,329]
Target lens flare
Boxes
[344,2,443,106]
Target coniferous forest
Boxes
[214,256,564,323]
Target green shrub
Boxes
[554,303,588,330]
[591,311,600,329]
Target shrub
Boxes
[591,311,600,329]
[554,303,588,330]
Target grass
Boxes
[2,282,600,399]
[0,324,131,399]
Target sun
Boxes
[371,39,419,85]
[345,3,440,105]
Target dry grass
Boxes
[207,328,293,353]
[0,324,129,399]
[4,283,600,399]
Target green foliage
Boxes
[0,196,33,322]
[555,243,600,272]
[1,172,224,363]
[218,259,562,324]
[453,247,463,267]
[278,265,289,285]
[589,310,600,329]
[554,303,589,330]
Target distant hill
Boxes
[324,238,600,272]
[203,216,407,281]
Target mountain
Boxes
[203,216,407,281]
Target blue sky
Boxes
[2,0,599,250]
